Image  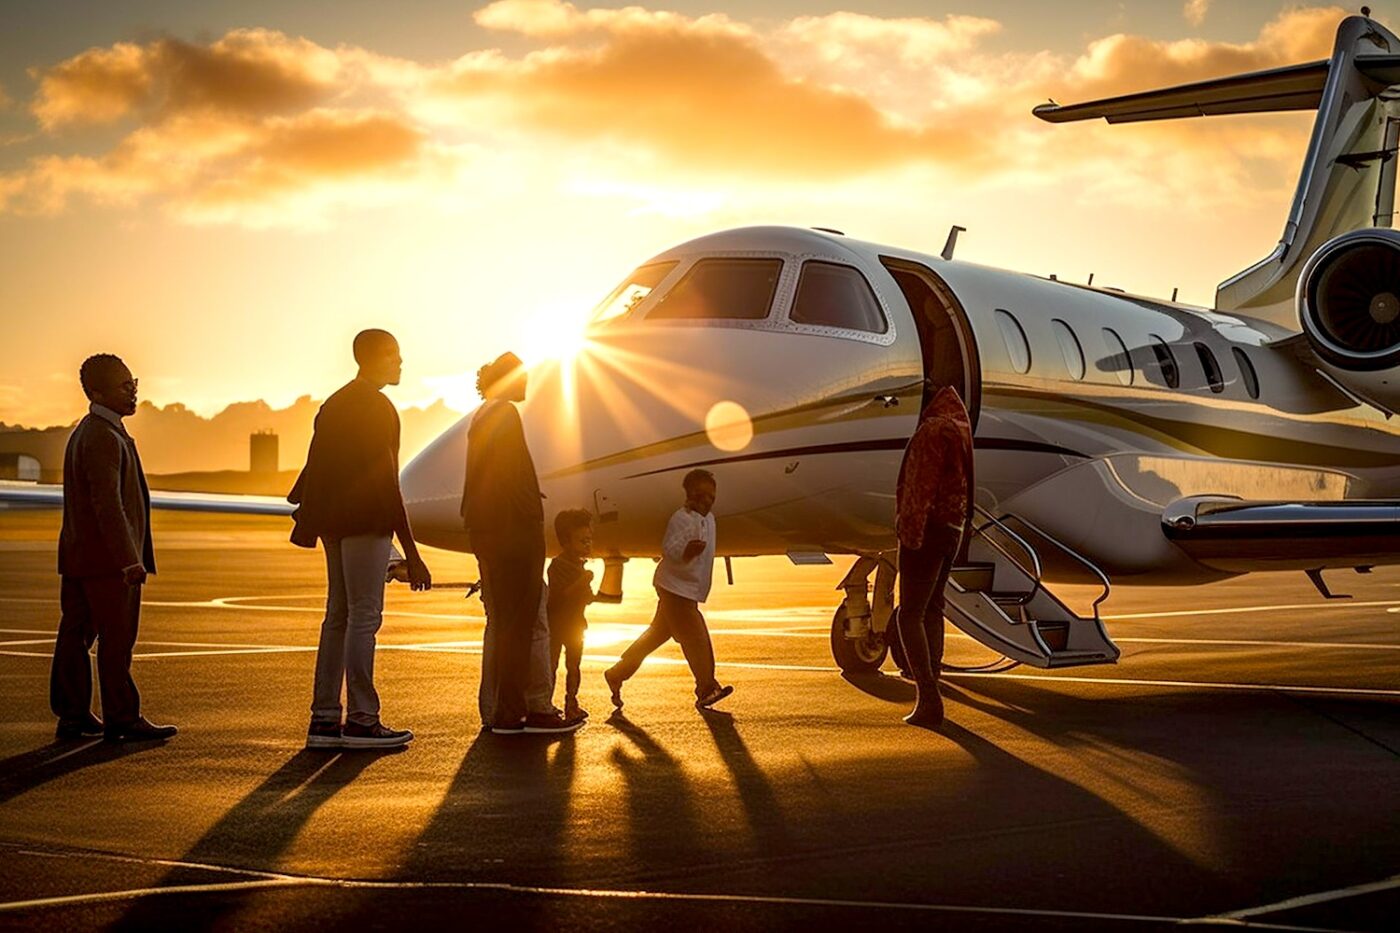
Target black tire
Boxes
[831,604,889,674]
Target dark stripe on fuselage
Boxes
[621,437,1087,480]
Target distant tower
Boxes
[249,431,279,474]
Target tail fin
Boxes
[1034,14,1400,326]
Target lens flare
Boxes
[705,400,753,452]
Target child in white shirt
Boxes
[604,469,733,711]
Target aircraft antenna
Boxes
[1088,273,1095,285]
[1172,287,1179,301]
[941,225,966,260]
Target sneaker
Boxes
[604,668,624,709]
[341,721,412,748]
[695,684,734,710]
[523,711,585,734]
[490,717,527,735]
[305,721,343,749]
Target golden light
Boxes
[704,400,753,452]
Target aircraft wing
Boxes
[0,482,294,516]
[1163,496,1400,573]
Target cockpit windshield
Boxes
[589,261,678,326]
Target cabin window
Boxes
[1195,342,1225,394]
[1232,347,1260,399]
[589,261,678,326]
[789,261,888,334]
[648,258,782,321]
[994,309,1032,374]
[1100,327,1133,386]
[1149,335,1180,389]
[1051,319,1085,380]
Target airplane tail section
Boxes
[1034,14,1400,326]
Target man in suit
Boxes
[51,354,177,742]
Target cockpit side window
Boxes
[789,261,888,334]
[647,258,783,321]
[589,261,678,326]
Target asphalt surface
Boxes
[1,511,1398,931]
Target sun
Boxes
[518,308,590,366]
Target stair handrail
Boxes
[969,504,1043,606]
[1005,515,1113,620]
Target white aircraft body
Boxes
[7,14,1400,674]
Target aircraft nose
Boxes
[400,410,472,552]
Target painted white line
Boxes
[943,671,1400,699]
[1115,636,1400,651]
[0,873,1353,931]
[1211,872,1400,920]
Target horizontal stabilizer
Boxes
[1033,60,1332,124]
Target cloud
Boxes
[0,4,1358,224]
[0,83,12,110]
[1184,0,1211,27]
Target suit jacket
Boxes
[58,414,155,577]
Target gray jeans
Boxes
[478,576,556,725]
[312,534,392,727]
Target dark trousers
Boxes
[612,587,717,698]
[897,525,961,687]
[476,533,544,726]
[50,574,142,726]
[550,629,583,705]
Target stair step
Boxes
[989,591,1033,603]
[949,563,995,592]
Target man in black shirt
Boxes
[291,329,430,749]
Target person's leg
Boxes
[609,598,674,683]
[664,592,719,700]
[563,632,584,710]
[525,583,555,714]
[490,534,544,726]
[921,539,957,678]
[50,575,97,723]
[89,574,142,726]
[339,533,392,727]
[476,552,500,727]
[311,538,350,726]
[897,544,943,728]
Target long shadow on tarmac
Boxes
[701,711,792,851]
[0,739,158,806]
[110,747,403,932]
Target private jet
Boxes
[6,13,1400,677]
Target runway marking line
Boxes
[1204,871,1400,923]
[0,859,1354,933]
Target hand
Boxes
[583,569,595,584]
[122,565,147,587]
[408,556,432,592]
[682,539,707,562]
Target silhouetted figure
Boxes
[290,329,430,750]
[548,509,596,722]
[605,470,733,711]
[895,385,974,730]
[463,353,580,735]
[51,354,176,742]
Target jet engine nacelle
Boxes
[1297,229,1400,414]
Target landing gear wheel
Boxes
[886,606,910,677]
[831,604,889,674]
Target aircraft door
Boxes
[881,259,981,426]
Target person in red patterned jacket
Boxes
[894,385,974,729]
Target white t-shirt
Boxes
[653,506,716,602]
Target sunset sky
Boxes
[1,0,1392,427]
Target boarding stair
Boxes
[942,506,1120,669]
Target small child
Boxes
[548,509,596,721]
[604,469,733,711]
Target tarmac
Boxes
[1,511,1398,931]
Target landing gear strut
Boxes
[830,555,899,675]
